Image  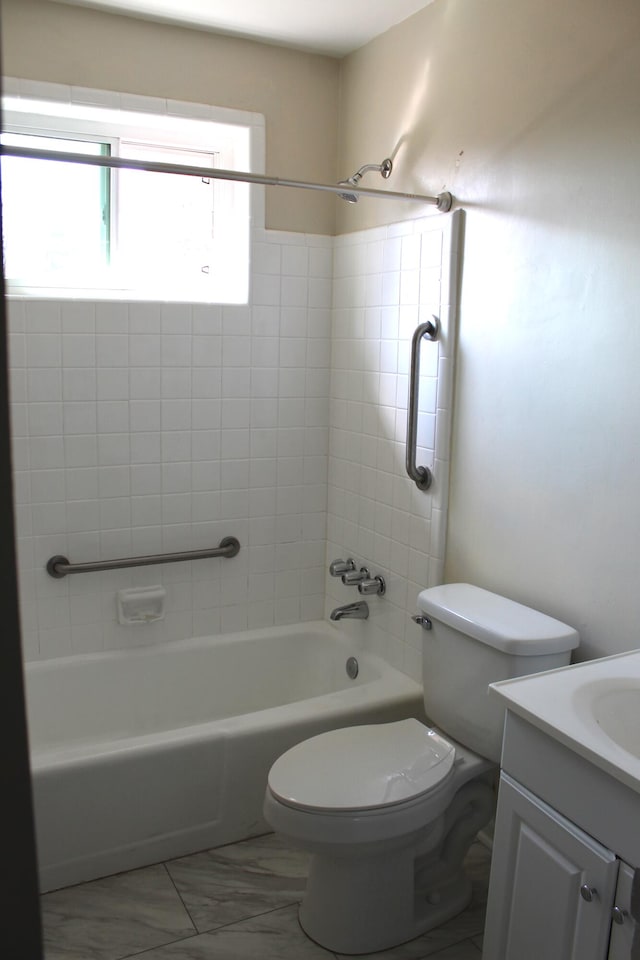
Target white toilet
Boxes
[263,583,579,955]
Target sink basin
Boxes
[591,685,640,759]
[490,649,640,795]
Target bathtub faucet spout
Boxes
[330,601,369,621]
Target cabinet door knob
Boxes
[580,884,597,902]
[612,906,627,925]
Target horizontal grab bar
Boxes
[406,317,439,490]
[46,537,240,579]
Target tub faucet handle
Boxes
[329,558,355,577]
[342,566,370,586]
[358,575,386,597]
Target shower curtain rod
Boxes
[0,144,454,211]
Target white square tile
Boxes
[96,302,129,333]
[61,302,95,333]
[129,303,161,333]
[221,367,250,398]
[251,337,279,367]
[221,429,250,459]
[281,276,308,308]
[251,305,279,337]
[252,274,280,306]
[162,368,193,399]
[97,369,129,400]
[66,468,99,501]
[192,430,221,462]
[161,304,191,335]
[28,402,63,437]
[282,244,308,277]
[64,402,98,435]
[130,334,161,366]
[25,301,61,333]
[161,399,191,431]
[162,432,191,462]
[62,334,95,367]
[162,335,191,366]
[222,305,251,336]
[192,399,221,430]
[192,335,222,366]
[98,434,131,466]
[62,369,97,402]
[98,466,130,498]
[96,400,130,435]
[252,242,281,276]
[162,462,192,494]
[28,334,62,367]
[130,368,161,400]
[63,435,97,468]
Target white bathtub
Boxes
[25,621,424,892]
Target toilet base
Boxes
[295,777,495,955]
[299,851,473,955]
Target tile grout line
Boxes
[160,860,199,937]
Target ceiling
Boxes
[49,0,435,56]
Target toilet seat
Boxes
[268,718,456,813]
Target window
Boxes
[2,132,110,284]
[1,88,257,302]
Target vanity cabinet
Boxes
[483,773,632,959]
[483,712,640,960]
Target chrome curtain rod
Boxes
[0,144,454,211]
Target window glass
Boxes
[116,142,217,295]
[1,133,109,285]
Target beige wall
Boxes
[338,0,640,660]
[0,0,340,234]
[6,0,640,662]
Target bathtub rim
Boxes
[26,620,423,770]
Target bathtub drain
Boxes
[346,656,359,680]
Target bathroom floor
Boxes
[41,833,490,960]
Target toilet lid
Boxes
[268,719,456,812]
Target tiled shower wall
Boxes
[325,212,461,682]
[9,229,332,661]
[10,212,459,677]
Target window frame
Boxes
[1,84,264,304]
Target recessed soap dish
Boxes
[117,585,166,625]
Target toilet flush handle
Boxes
[412,615,432,630]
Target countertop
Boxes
[490,649,640,796]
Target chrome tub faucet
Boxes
[330,601,369,621]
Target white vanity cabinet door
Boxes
[483,774,619,960]
[608,862,640,959]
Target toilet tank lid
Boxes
[417,584,579,655]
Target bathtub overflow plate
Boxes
[346,656,359,680]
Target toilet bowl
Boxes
[264,718,495,954]
[263,583,580,954]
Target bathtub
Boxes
[25,621,424,892]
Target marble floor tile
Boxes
[165,832,310,933]
[41,863,196,960]
[128,904,336,960]
[335,842,491,960]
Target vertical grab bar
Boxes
[406,316,439,490]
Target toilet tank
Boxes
[417,584,579,763]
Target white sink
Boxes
[490,648,640,795]
[589,683,640,760]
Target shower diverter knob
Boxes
[342,567,370,586]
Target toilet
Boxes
[263,583,579,954]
